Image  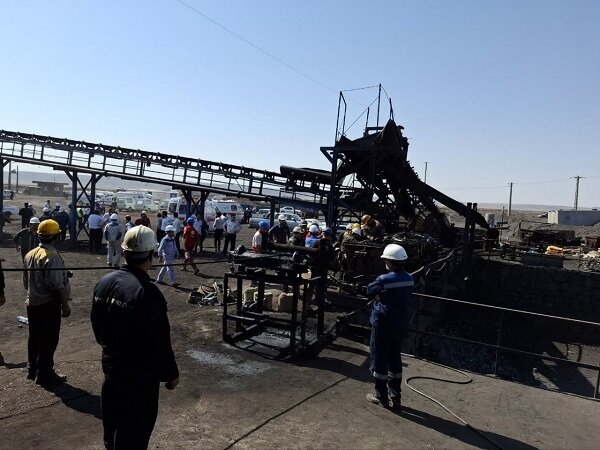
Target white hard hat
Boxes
[29,217,40,224]
[381,244,408,261]
[43,207,50,212]
[56,203,61,207]
[165,224,176,232]
[122,225,157,252]
[141,211,147,215]
[278,214,286,221]
[345,223,353,230]
[110,213,119,220]
[309,224,319,234]
[59,207,65,213]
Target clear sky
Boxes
[1,1,598,207]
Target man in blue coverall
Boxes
[366,243,413,410]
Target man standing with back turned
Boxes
[366,244,413,410]
[23,219,71,387]
[91,225,179,450]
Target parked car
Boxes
[280,206,304,218]
[248,212,302,229]
[2,205,19,216]
[255,208,271,218]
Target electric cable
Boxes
[403,354,505,450]
[172,0,336,93]
[0,253,281,272]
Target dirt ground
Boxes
[1,201,600,449]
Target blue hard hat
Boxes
[258,220,269,230]
[187,217,195,224]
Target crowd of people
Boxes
[2,202,412,448]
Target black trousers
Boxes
[156,229,165,244]
[222,233,236,254]
[213,229,223,251]
[27,298,62,380]
[90,228,103,254]
[102,376,160,450]
[175,232,182,255]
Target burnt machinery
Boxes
[281,88,489,249]
[222,240,330,356]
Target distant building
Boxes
[23,181,69,196]
[548,210,600,226]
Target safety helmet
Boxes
[110,213,119,221]
[351,223,361,230]
[56,203,61,207]
[277,214,286,221]
[187,217,195,224]
[323,227,332,235]
[361,214,372,225]
[345,223,353,230]
[165,225,176,232]
[292,226,303,233]
[258,220,269,230]
[122,225,158,252]
[37,219,60,236]
[352,228,362,236]
[381,244,408,261]
[59,207,65,213]
[141,211,147,215]
[309,224,319,234]
[29,217,40,225]
[42,207,50,213]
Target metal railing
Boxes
[409,292,600,399]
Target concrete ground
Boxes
[1,212,599,449]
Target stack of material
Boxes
[582,250,600,272]
[545,245,564,256]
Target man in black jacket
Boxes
[91,225,179,450]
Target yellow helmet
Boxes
[351,223,361,230]
[37,219,61,236]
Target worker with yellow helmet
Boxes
[361,214,385,240]
[23,219,71,388]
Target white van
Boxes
[134,198,158,212]
[210,199,243,217]
[116,196,136,211]
[167,197,217,231]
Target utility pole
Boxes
[424,161,428,184]
[508,182,513,216]
[571,175,585,211]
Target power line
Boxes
[172,0,336,93]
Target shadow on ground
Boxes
[398,406,537,450]
[46,383,102,420]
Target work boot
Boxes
[366,393,388,408]
[36,372,67,388]
[389,396,402,411]
[172,283,180,288]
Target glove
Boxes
[165,376,179,390]
[61,303,72,318]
